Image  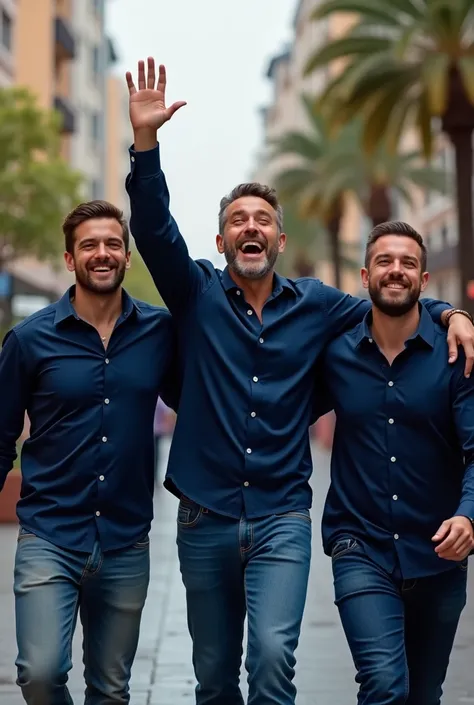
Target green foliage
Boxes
[304,0,474,156]
[0,87,83,264]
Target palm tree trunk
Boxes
[327,215,342,289]
[368,184,392,227]
[450,128,474,314]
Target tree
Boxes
[271,96,446,285]
[304,0,474,310]
[0,87,82,271]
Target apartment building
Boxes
[254,0,364,292]
[105,71,131,217]
[0,0,15,86]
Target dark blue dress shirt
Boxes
[320,305,474,579]
[126,144,451,520]
[0,287,176,553]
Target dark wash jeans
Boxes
[331,537,467,705]
[14,528,150,705]
[176,497,312,705]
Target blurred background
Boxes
[0,0,472,336]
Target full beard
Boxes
[369,281,421,317]
[224,242,279,280]
[76,264,126,295]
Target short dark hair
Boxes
[218,183,284,234]
[365,221,427,271]
[63,200,129,254]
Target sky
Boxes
[107,0,296,263]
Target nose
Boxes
[245,217,259,234]
[96,243,110,258]
[389,260,403,275]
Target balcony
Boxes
[55,16,76,61]
[428,244,458,273]
[54,95,75,134]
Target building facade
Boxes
[0,0,15,87]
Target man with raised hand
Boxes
[124,57,474,705]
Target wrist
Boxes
[443,308,474,327]
[133,127,158,152]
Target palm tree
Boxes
[281,200,360,280]
[271,96,447,286]
[304,0,474,310]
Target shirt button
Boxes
[105,358,110,364]
[368,338,373,343]
[253,376,258,382]
[259,337,264,344]
[388,381,394,387]
[392,494,398,500]
[394,533,399,540]
[131,155,135,162]
[247,310,253,316]
[250,411,256,418]
[391,456,396,462]
[236,290,241,296]
[243,481,249,487]
[104,398,110,405]
[246,448,252,454]
[99,475,105,481]
[96,510,101,517]
[102,436,107,442]
[388,418,394,424]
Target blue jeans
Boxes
[14,528,150,705]
[176,498,312,705]
[331,538,467,705]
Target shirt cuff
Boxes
[128,143,162,179]
[455,500,474,520]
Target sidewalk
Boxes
[0,444,473,704]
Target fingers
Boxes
[157,63,166,95]
[147,56,156,90]
[463,341,474,377]
[125,71,136,96]
[167,101,187,119]
[447,328,458,364]
[137,59,146,90]
[432,520,449,542]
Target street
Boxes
[0,443,473,704]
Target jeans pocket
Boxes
[276,509,312,523]
[133,534,150,549]
[331,537,359,561]
[177,497,203,528]
[17,527,36,542]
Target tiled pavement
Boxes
[0,444,473,704]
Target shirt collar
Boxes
[221,266,296,297]
[54,286,140,326]
[355,303,435,349]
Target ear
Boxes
[64,251,75,273]
[216,234,224,254]
[125,250,131,269]
[278,232,287,253]
[420,271,429,292]
[361,267,369,289]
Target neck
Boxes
[228,269,274,311]
[71,284,123,327]
[370,303,420,353]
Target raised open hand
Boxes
[126,58,186,132]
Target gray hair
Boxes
[218,183,284,234]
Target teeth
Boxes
[241,243,263,253]
[93,267,111,272]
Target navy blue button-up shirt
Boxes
[126,144,450,520]
[0,287,176,552]
[320,305,474,579]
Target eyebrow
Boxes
[374,253,419,264]
[230,209,272,219]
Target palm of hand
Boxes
[129,90,167,131]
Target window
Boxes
[91,45,100,83]
[90,112,100,145]
[2,10,12,51]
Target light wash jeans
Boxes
[14,527,150,705]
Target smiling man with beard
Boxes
[319,221,474,705]
[123,58,474,705]
[0,200,178,705]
